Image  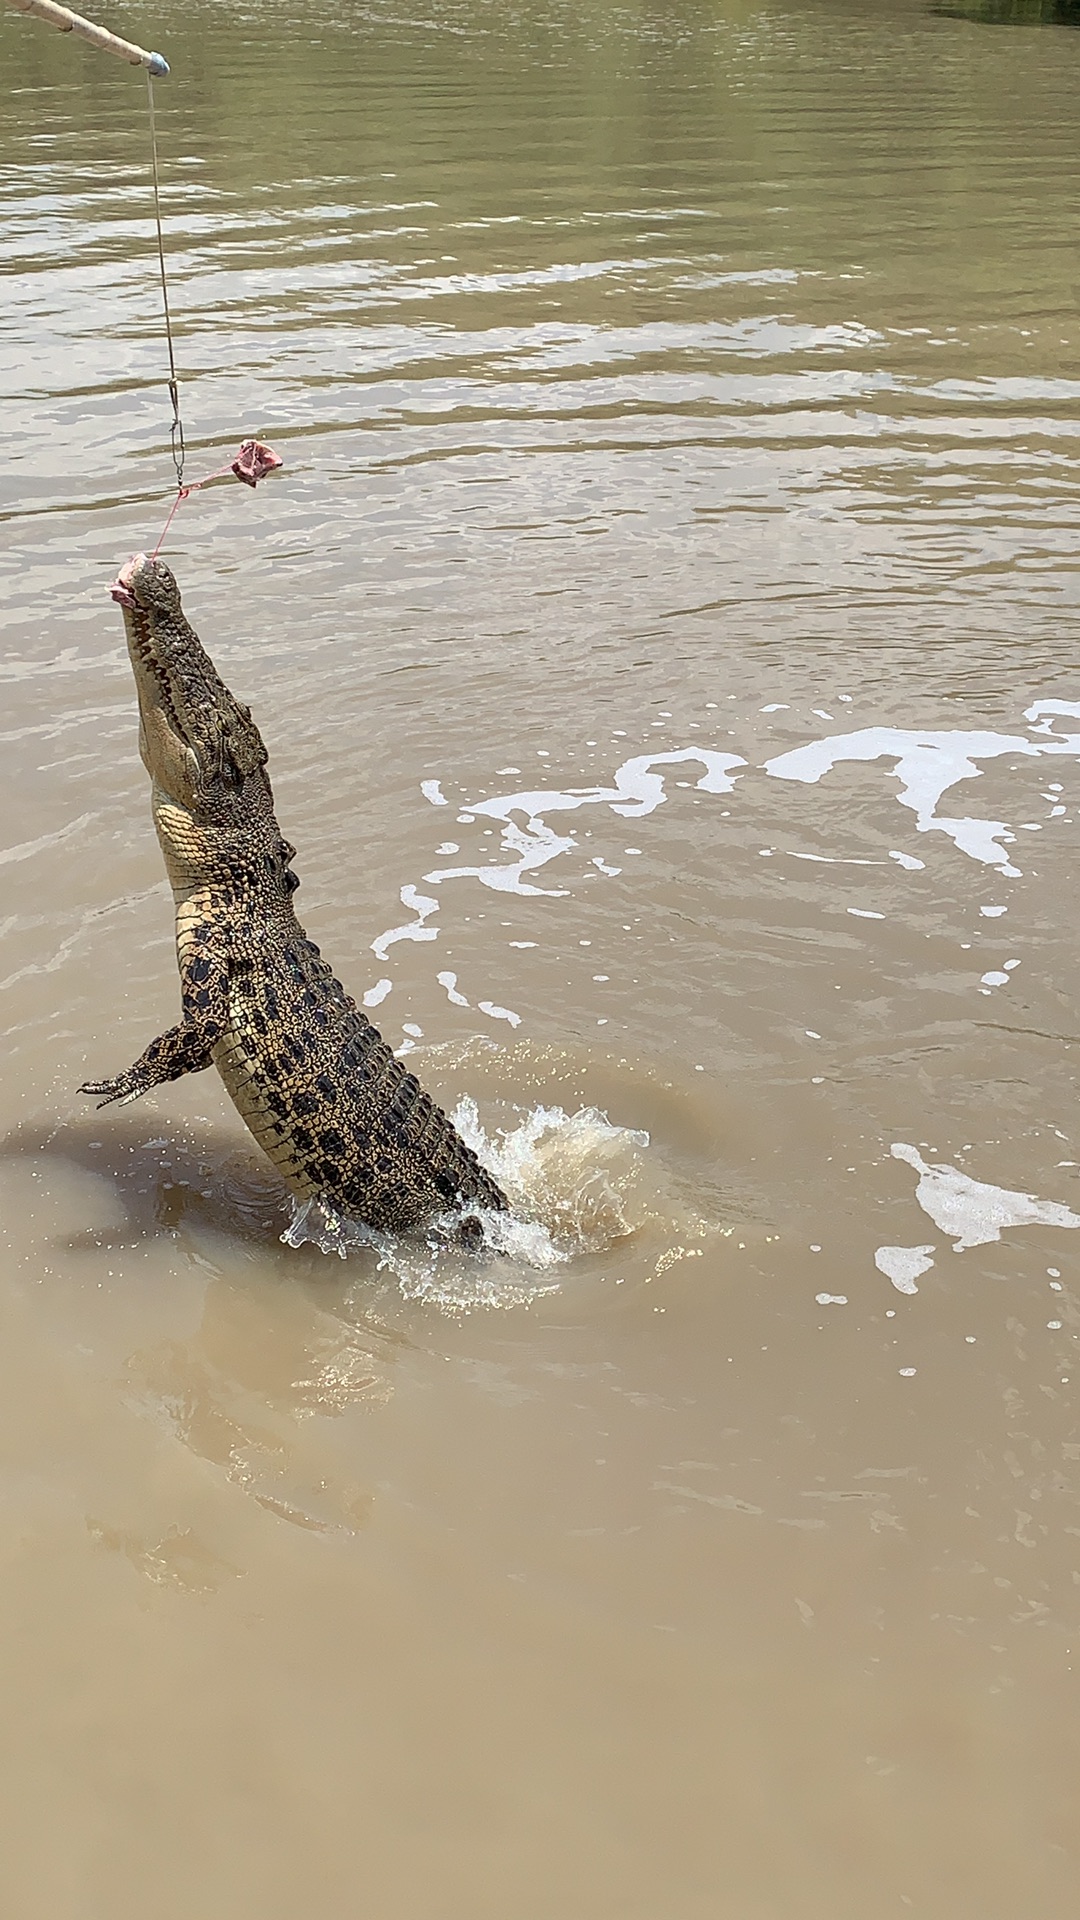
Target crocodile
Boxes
[81,552,508,1239]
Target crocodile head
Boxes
[110,553,268,813]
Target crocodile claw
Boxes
[79,1077,143,1108]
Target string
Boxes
[139,83,282,555]
[152,483,187,557]
[145,70,185,491]
[150,460,238,558]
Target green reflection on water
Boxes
[931,0,1080,25]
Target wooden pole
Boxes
[4,0,169,73]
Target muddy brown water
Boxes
[2,0,1080,1912]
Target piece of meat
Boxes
[231,440,284,488]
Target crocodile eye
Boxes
[284,868,300,893]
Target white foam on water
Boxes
[428,813,576,899]
[422,749,745,899]
[437,970,469,1007]
[875,1244,936,1294]
[891,1143,1080,1251]
[362,704,1080,1040]
[381,711,1080,951]
[478,1000,521,1028]
[371,885,439,961]
[790,851,881,866]
[280,1100,652,1312]
[765,722,1080,873]
[362,978,392,1007]
[1025,699,1080,733]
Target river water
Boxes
[2,0,1079,1912]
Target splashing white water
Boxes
[280,1098,651,1311]
[453,1095,650,1255]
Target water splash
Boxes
[453,1095,650,1256]
[280,1097,651,1311]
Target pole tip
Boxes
[147,52,170,77]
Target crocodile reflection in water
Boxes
[82,554,508,1240]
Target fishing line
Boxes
[141,72,282,551]
[145,69,185,493]
[5,0,283,550]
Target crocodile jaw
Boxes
[109,553,266,815]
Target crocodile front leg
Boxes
[80,934,228,1108]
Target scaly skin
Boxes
[81,554,508,1236]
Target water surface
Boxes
[2,1,1080,1913]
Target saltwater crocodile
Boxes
[82,553,508,1238]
